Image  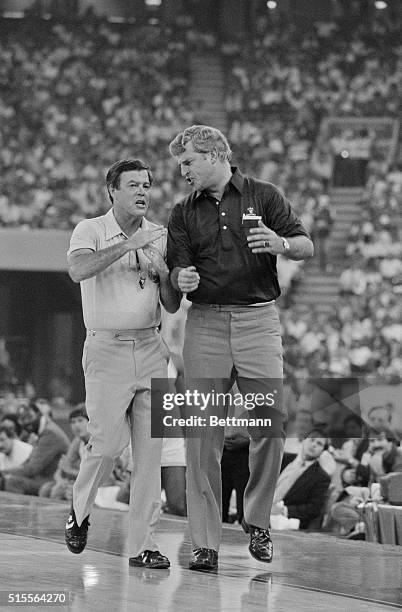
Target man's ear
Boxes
[108,186,115,203]
[209,149,218,164]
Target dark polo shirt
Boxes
[167,168,309,305]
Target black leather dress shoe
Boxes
[65,507,90,554]
[129,550,170,569]
[242,519,273,563]
[189,548,218,571]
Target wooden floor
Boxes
[0,493,401,611]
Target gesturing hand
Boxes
[127,226,167,251]
[247,220,284,255]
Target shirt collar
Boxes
[105,208,125,240]
[229,167,244,194]
[105,208,150,240]
[295,452,316,468]
[194,166,244,201]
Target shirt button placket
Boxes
[220,210,231,250]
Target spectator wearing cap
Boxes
[0,401,70,495]
[0,424,32,471]
[40,404,89,500]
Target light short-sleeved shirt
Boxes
[0,439,33,470]
[68,209,166,330]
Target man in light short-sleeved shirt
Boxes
[0,425,32,471]
[64,158,180,569]
[69,210,165,331]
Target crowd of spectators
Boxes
[223,6,400,178]
[281,161,402,384]
[0,7,400,231]
[0,7,400,295]
[0,377,185,515]
[1,379,400,540]
[0,6,401,540]
[0,14,196,229]
[346,162,402,261]
[0,394,141,510]
[0,400,70,495]
[222,5,400,292]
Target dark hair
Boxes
[27,401,42,414]
[306,428,329,449]
[368,427,397,444]
[340,466,357,487]
[0,424,15,439]
[106,159,153,203]
[1,413,22,437]
[343,414,363,431]
[69,403,89,422]
[17,401,41,420]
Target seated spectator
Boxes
[34,398,53,419]
[330,428,402,537]
[367,404,393,434]
[0,424,32,470]
[1,413,24,439]
[329,414,366,488]
[284,409,314,455]
[348,340,374,374]
[339,260,367,295]
[0,401,70,495]
[39,404,89,500]
[361,428,402,482]
[284,410,336,477]
[329,467,371,537]
[271,429,331,529]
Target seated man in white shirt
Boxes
[0,424,33,472]
[272,429,331,529]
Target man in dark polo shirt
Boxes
[167,125,313,571]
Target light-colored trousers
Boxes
[183,303,286,551]
[73,328,167,557]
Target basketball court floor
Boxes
[0,492,401,611]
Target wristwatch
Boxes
[281,237,290,254]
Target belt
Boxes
[87,327,157,340]
[193,301,275,311]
